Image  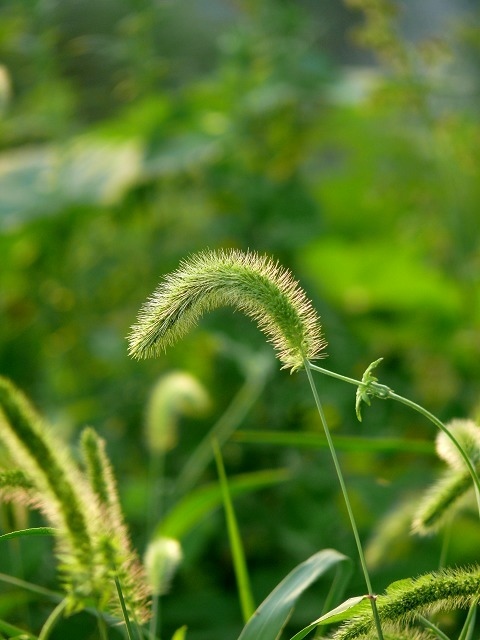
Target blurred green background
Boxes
[0,1,479,638]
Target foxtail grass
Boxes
[0,377,149,624]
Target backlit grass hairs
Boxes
[81,427,149,622]
[0,377,149,622]
[0,376,96,600]
[128,249,326,372]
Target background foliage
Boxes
[0,1,479,638]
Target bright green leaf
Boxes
[237,549,351,640]
[289,595,368,640]
[157,469,290,539]
[171,626,188,640]
[0,528,56,543]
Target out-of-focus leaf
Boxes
[144,133,221,179]
[0,618,37,639]
[157,469,291,539]
[171,626,188,640]
[301,238,462,318]
[233,430,434,455]
[0,138,141,227]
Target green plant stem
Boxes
[213,439,255,623]
[0,572,120,626]
[97,612,109,640]
[458,602,477,640]
[149,593,159,640]
[417,614,451,640]
[115,576,139,640]
[303,360,384,640]
[0,572,62,601]
[388,391,480,508]
[438,516,453,570]
[38,598,68,640]
[175,356,271,496]
[308,362,480,515]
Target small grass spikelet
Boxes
[347,627,433,640]
[128,249,326,372]
[81,427,150,623]
[436,419,480,470]
[412,418,480,534]
[0,468,35,491]
[145,371,210,453]
[0,468,37,507]
[331,566,480,640]
[144,536,183,596]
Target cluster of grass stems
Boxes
[0,250,478,640]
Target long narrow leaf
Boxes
[238,549,351,640]
[289,596,368,640]
[214,440,255,623]
[0,618,37,639]
[234,431,434,455]
[458,602,477,640]
[0,528,56,543]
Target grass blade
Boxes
[289,596,368,640]
[234,431,434,455]
[213,440,255,623]
[0,528,56,543]
[114,577,139,640]
[238,549,351,640]
[0,618,37,639]
[38,599,68,640]
[458,602,477,640]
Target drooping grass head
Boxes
[128,250,326,372]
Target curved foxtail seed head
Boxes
[145,372,210,454]
[331,566,480,640]
[128,250,326,372]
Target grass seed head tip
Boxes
[128,249,326,371]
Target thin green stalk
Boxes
[417,614,451,640]
[175,355,271,496]
[303,360,384,640]
[458,602,477,640]
[114,576,140,640]
[0,618,37,639]
[38,598,68,640]
[213,439,255,623]
[388,391,480,509]
[96,611,109,640]
[0,571,63,602]
[0,571,129,631]
[438,517,453,570]
[148,593,159,640]
[308,363,480,514]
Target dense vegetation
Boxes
[0,1,479,639]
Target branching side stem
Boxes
[308,362,480,516]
